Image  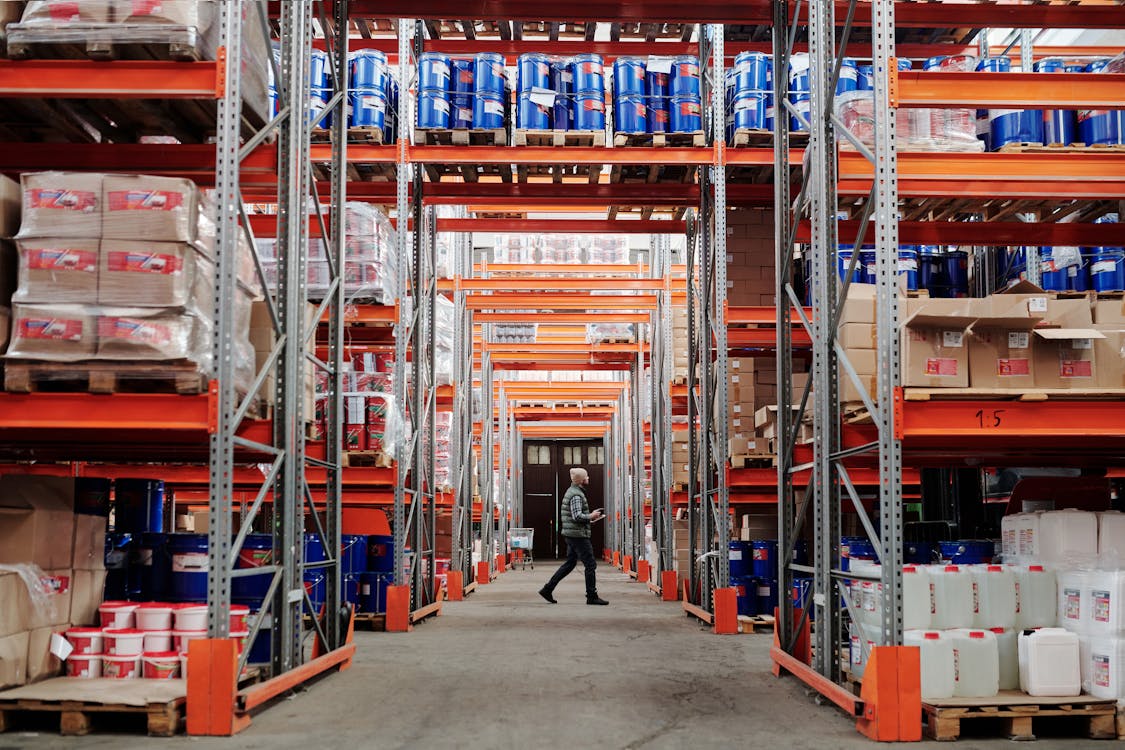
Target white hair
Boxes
[570,467,588,482]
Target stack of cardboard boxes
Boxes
[671,425,690,487]
[672,517,692,583]
[726,357,757,459]
[0,175,16,353]
[671,305,688,381]
[725,208,775,308]
[0,476,106,689]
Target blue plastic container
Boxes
[670,94,702,133]
[1039,246,1070,292]
[349,49,388,91]
[168,533,208,602]
[792,576,813,619]
[350,90,388,129]
[573,91,606,131]
[669,56,700,96]
[340,535,368,576]
[134,532,171,601]
[517,91,551,130]
[104,533,131,600]
[732,91,770,131]
[450,93,474,129]
[309,87,332,128]
[551,60,574,130]
[938,539,993,565]
[859,247,877,284]
[359,571,393,613]
[977,57,1043,149]
[857,64,874,91]
[756,579,779,617]
[751,539,778,579]
[75,477,110,516]
[612,56,646,97]
[614,94,647,134]
[233,533,273,605]
[917,245,944,293]
[516,53,551,94]
[898,245,919,291]
[734,51,771,93]
[1091,249,1125,293]
[732,576,759,616]
[246,628,271,665]
[646,67,670,133]
[1080,60,1123,146]
[729,541,752,578]
[310,49,330,90]
[836,57,859,95]
[903,541,934,565]
[417,88,451,128]
[1035,57,1076,146]
[473,52,506,95]
[1069,254,1090,293]
[472,91,505,130]
[343,573,361,606]
[572,53,605,94]
[368,534,395,573]
[303,571,326,613]
[841,536,879,571]
[793,539,809,566]
[419,52,452,92]
[837,246,856,282]
[304,533,327,565]
[899,59,914,71]
[945,250,969,297]
[115,478,165,534]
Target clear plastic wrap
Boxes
[11,1,269,123]
[362,391,402,459]
[491,323,537,343]
[493,235,537,264]
[538,235,586,264]
[0,563,64,628]
[835,90,984,153]
[586,322,636,343]
[587,235,631,264]
[433,294,455,386]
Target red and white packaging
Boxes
[66,654,103,679]
[102,628,145,656]
[65,627,104,656]
[101,655,141,680]
[98,601,139,629]
[135,603,175,631]
[141,651,182,680]
[142,630,173,653]
[173,628,206,654]
[173,604,207,630]
[230,604,250,632]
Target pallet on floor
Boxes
[512,128,605,147]
[414,127,507,146]
[922,691,1117,742]
[613,131,706,148]
[6,22,207,61]
[902,387,1125,402]
[0,678,186,737]
[342,450,394,468]
[737,614,776,633]
[4,360,209,395]
[353,612,387,631]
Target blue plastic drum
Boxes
[836,57,859,95]
[751,539,777,579]
[1039,246,1069,292]
[1069,254,1090,293]
[1091,249,1125,293]
[670,56,700,96]
[572,53,605,94]
[343,573,361,606]
[341,534,369,576]
[732,576,759,616]
[368,534,396,573]
[517,90,551,129]
[1035,57,1076,146]
[310,49,330,90]
[573,91,606,131]
[669,94,702,133]
[729,541,752,578]
[417,88,451,128]
[792,576,814,620]
[349,49,388,91]
[233,533,273,605]
[115,478,165,534]
[551,60,574,130]
[977,57,1043,149]
[1080,60,1123,146]
[734,51,771,93]
[419,52,452,92]
[303,571,326,613]
[945,250,969,297]
[898,245,919,291]
[447,57,473,96]
[304,533,328,565]
[646,67,670,133]
[612,56,646,97]
[837,245,856,282]
[857,64,874,92]
[859,247,877,284]
[134,532,171,601]
[168,533,209,602]
[350,90,388,129]
[938,540,993,565]
[732,91,770,131]
[104,533,132,600]
[903,541,934,565]
[450,92,474,129]
[516,53,551,94]
[917,245,944,293]
[358,571,393,613]
[614,94,647,134]
[756,579,779,617]
[472,91,505,130]
[793,539,809,566]
[473,53,506,95]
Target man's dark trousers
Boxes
[543,536,597,598]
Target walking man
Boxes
[539,467,608,605]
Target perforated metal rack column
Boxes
[452,212,475,584]
[650,234,674,580]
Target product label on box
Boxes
[40,573,70,594]
[942,330,964,348]
[924,358,959,377]
[972,582,980,613]
[1027,296,1049,313]
[172,552,208,573]
[130,0,166,16]
[483,99,505,116]
[20,318,84,341]
[98,318,173,345]
[753,548,769,561]
[997,358,1030,376]
[107,190,185,211]
[1059,359,1093,378]
[729,549,742,561]
[1071,338,1093,351]
[106,251,183,275]
[26,248,97,272]
[1064,587,1081,620]
[29,188,97,212]
[1092,260,1117,276]
[583,98,605,112]
[1008,331,1030,349]
[1093,589,1111,623]
[1094,654,1111,687]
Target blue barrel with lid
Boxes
[732,576,759,616]
[734,51,771,93]
[350,90,388,129]
[670,94,702,133]
[614,94,647,134]
[938,539,993,565]
[788,55,811,131]
[836,57,859,95]
[104,533,132,600]
[1035,57,1076,146]
[1069,253,1090,292]
[134,532,171,601]
[732,91,769,131]
[1080,60,1123,146]
[859,247,877,284]
[517,90,551,129]
[903,541,934,565]
[310,49,330,90]
[573,91,605,131]
[341,534,369,576]
[729,541,751,578]
[168,533,209,602]
[450,92,473,129]
[233,533,273,605]
[898,245,919,291]
[368,534,395,573]
[115,478,165,534]
[1038,246,1069,292]
[349,49,388,91]
[472,91,505,130]
[647,91,670,134]
[517,53,551,94]
[837,245,855,282]
[858,64,874,91]
[751,539,777,579]
[419,52,452,92]
[945,250,969,297]
[917,245,944,293]
[473,52,506,95]
[646,66,670,100]
[359,571,393,613]
[793,539,809,566]
[756,579,779,617]
[417,89,450,128]
[573,53,605,94]
[613,56,646,97]
[792,576,814,620]
[1091,249,1125,293]
[670,55,700,96]
[977,57,1043,149]
[551,60,574,130]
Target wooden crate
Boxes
[4,360,208,395]
[0,678,186,737]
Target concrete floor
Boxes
[6,563,1117,749]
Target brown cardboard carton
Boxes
[1095,327,1125,388]
[1044,297,1094,329]
[8,303,97,360]
[1093,299,1125,326]
[1033,328,1103,388]
[967,295,1043,389]
[96,307,201,361]
[18,172,103,238]
[0,571,28,637]
[840,284,876,324]
[70,569,107,627]
[101,174,202,243]
[21,1,112,23]
[838,323,876,350]
[71,513,107,571]
[900,299,976,388]
[0,173,18,239]
[98,240,213,308]
[14,238,99,303]
[0,476,75,570]
[26,625,67,683]
[18,569,72,631]
[0,632,29,689]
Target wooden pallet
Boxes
[4,360,208,395]
[613,131,707,148]
[414,127,507,146]
[729,453,775,469]
[0,679,186,737]
[737,613,776,633]
[353,613,387,631]
[922,691,1117,742]
[1053,290,1125,300]
[512,129,605,147]
[7,23,206,62]
[594,337,637,345]
[902,387,1125,402]
[999,142,1125,154]
[730,128,810,147]
[342,450,394,468]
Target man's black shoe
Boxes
[586,596,609,605]
[538,588,557,603]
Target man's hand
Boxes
[589,509,605,522]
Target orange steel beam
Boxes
[483,342,646,353]
[410,144,713,165]
[238,645,356,713]
[0,142,276,176]
[517,424,609,438]
[806,220,1125,247]
[771,646,864,718]
[467,293,658,310]
[441,218,686,234]
[0,58,225,99]
[475,312,650,323]
[514,407,616,418]
[893,70,1125,109]
[729,328,812,349]
[462,277,666,291]
[838,151,1125,199]
[728,305,812,325]
[479,263,649,274]
[893,392,1125,442]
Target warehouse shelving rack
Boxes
[768,0,1125,741]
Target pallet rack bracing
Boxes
[450,208,475,594]
[650,234,675,590]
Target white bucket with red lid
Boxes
[102,628,145,656]
[135,603,175,631]
[142,630,173,653]
[142,651,182,679]
[174,604,208,631]
[230,604,250,631]
[98,601,138,629]
[66,654,102,678]
[173,628,207,654]
[101,655,140,679]
[65,627,104,656]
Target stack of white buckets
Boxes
[850,509,1125,702]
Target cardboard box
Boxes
[14,239,99,304]
[17,569,72,631]
[18,172,103,239]
[1094,299,1125,326]
[22,1,112,23]
[114,0,215,27]
[26,625,66,683]
[70,568,107,627]
[71,513,107,571]
[0,571,28,637]
[98,240,213,308]
[968,328,1038,389]
[0,632,29,689]
[101,174,202,243]
[96,307,200,361]
[1033,328,1102,388]
[840,284,877,324]
[1095,327,1125,388]
[0,476,76,570]
[900,299,976,388]
[8,302,98,360]
[838,323,876,350]
[1044,297,1094,329]
[0,173,18,239]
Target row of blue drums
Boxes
[104,532,403,615]
[514,53,606,131]
[417,52,508,131]
[817,245,970,298]
[1002,215,1124,292]
[610,56,702,135]
[840,536,995,568]
[728,540,807,617]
